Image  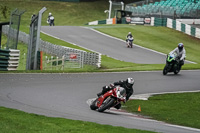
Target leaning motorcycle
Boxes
[90,86,126,112]
[126,37,134,48]
[163,53,181,75]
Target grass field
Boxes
[124,92,200,129]
[0,0,108,28]
[0,107,154,133]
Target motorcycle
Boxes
[163,53,181,75]
[90,86,126,112]
[126,37,134,48]
[47,16,55,26]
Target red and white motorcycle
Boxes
[90,86,126,112]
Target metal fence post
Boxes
[56,56,58,70]
[62,55,65,71]
[33,7,46,70]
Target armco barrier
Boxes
[0,49,20,71]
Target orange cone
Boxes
[138,105,141,112]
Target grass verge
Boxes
[0,106,154,133]
[124,92,200,129]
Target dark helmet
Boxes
[126,77,134,88]
[178,43,184,52]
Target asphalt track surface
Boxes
[0,71,200,133]
[0,26,199,133]
[41,26,167,64]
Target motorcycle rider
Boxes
[169,43,186,69]
[47,12,55,26]
[97,77,134,109]
[126,32,133,40]
[126,32,134,47]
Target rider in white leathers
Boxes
[169,43,186,68]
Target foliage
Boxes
[0,5,9,20]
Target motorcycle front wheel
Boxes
[90,98,98,110]
[163,65,168,75]
[97,97,115,112]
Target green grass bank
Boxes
[0,107,154,133]
[124,92,200,129]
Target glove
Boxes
[123,98,126,103]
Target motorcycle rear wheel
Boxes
[97,97,115,112]
[174,68,180,74]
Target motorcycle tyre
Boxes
[174,67,180,75]
[163,65,168,75]
[90,98,98,110]
[97,97,115,112]
[130,42,133,48]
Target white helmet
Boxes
[49,12,52,16]
[126,77,134,88]
[128,32,131,34]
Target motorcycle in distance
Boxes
[163,53,181,75]
[47,16,55,26]
[90,86,126,112]
[126,36,134,48]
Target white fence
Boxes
[2,25,101,68]
[43,53,83,70]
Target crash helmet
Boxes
[126,77,134,88]
[128,32,131,35]
[178,43,184,51]
[117,87,126,98]
[49,12,52,16]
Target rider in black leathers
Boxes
[97,77,134,109]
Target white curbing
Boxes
[130,90,200,100]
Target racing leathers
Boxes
[169,47,186,67]
[113,80,134,101]
[97,80,134,109]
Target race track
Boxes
[41,26,166,64]
[0,71,200,133]
[0,26,199,133]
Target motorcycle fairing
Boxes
[96,89,117,108]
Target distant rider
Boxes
[126,32,134,47]
[47,12,55,26]
[97,77,135,109]
[169,43,186,69]
[126,32,133,39]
